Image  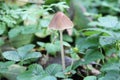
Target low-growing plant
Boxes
[0,61,26,80]
[2,44,42,65]
[1,0,120,80]
[72,15,120,80]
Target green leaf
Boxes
[63,41,71,47]
[10,34,34,48]
[84,76,97,80]
[89,16,119,28]
[101,63,120,72]
[40,19,50,28]
[0,61,15,73]
[17,64,48,80]
[2,51,21,61]
[17,44,41,61]
[76,34,100,51]
[37,42,45,47]
[55,72,66,78]
[0,22,6,35]
[21,26,38,34]
[24,52,42,60]
[70,52,80,60]
[8,27,22,38]
[0,61,26,80]
[50,2,69,11]
[54,41,61,51]
[86,33,100,46]
[2,44,41,62]
[28,64,44,74]
[44,41,70,55]
[84,28,113,36]
[72,60,86,69]
[99,36,116,46]
[98,16,118,28]
[2,64,26,80]
[17,44,35,54]
[63,35,73,42]
[98,77,104,80]
[73,49,104,69]
[102,71,120,80]
[9,26,37,39]
[45,43,57,55]
[45,64,62,76]
[41,76,57,80]
[105,48,117,56]
[54,41,71,48]
[2,15,16,28]
[84,49,104,64]
[35,29,51,38]
[55,66,76,78]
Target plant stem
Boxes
[59,30,65,70]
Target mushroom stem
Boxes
[59,30,65,70]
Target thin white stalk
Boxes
[59,30,65,70]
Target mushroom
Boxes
[48,12,74,70]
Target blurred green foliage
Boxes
[0,0,120,80]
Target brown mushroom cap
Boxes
[48,12,74,30]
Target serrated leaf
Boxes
[41,76,57,80]
[2,51,21,61]
[76,34,100,51]
[24,52,41,60]
[84,49,104,64]
[2,64,26,80]
[8,27,22,38]
[0,61,25,80]
[98,16,118,28]
[45,43,57,55]
[2,44,41,62]
[99,36,116,46]
[45,64,62,76]
[17,44,35,54]
[0,61,15,73]
[105,48,117,56]
[21,26,37,34]
[17,64,48,80]
[102,71,120,80]
[101,63,120,72]
[10,34,34,48]
[84,28,113,36]
[84,76,97,80]
[28,64,44,74]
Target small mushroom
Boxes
[48,12,74,70]
[49,12,74,30]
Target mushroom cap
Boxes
[48,12,74,30]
